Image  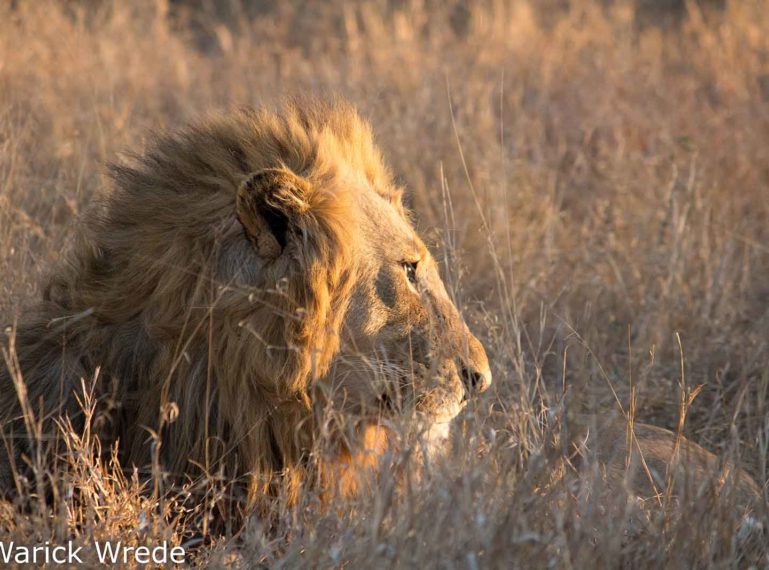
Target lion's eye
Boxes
[402,261,418,286]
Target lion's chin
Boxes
[416,406,464,463]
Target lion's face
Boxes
[225,103,490,445]
[235,165,490,429]
[320,183,492,425]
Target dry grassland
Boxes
[1,1,768,567]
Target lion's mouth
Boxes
[378,374,468,424]
[422,398,467,424]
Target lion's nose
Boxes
[460,364,492,395]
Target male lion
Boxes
[0,100,491,509]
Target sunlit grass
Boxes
[1,0,768,566]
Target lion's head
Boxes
[1,99,490,508]
[225,102,490,437]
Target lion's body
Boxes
[557,415,763,517]
[0,100,492,510]
[595,420,761,508]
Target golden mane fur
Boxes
[0,100,412,509]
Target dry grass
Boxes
[1,0,769,567]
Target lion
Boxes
[550,412,765,552]
[0,99,492,510]
[560,415,763,507]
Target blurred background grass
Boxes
[1,0,768,566]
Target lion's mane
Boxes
[1,100,397,507]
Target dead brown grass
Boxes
[1,0,769,567]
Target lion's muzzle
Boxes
[459,361,492,396]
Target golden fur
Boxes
[0,100,492,511]
[550,414,763,519]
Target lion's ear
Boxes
[236,168,311,259]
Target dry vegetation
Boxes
[1,0,769,567]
